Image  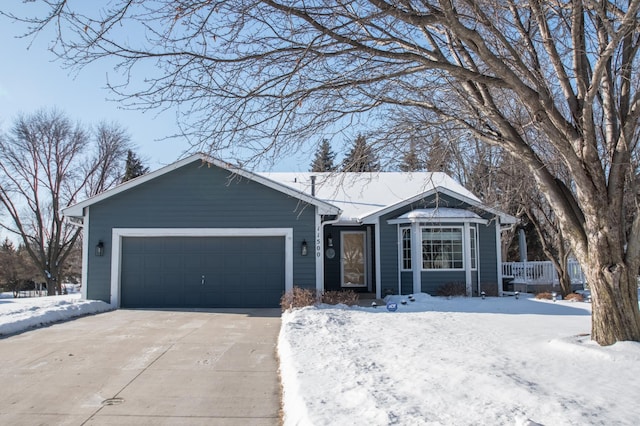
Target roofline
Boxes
[62,153,341,218]
[360,186,517,225]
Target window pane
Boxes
[402,228,411,270]
[470,227,477,270]
[421,227,464,270]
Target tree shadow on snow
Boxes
[365,295,592,316]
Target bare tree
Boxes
[9,1,640,344]
[0,109,130,295]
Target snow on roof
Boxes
[259,172,482,224]
[399,208,484,221]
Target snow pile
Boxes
[0,292,113,336]
[279,293,640,425]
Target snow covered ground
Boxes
[3,290,639,425]
[279,293,640,426]
[0,289,113,336]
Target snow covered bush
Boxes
[564,293,584,302]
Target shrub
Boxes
[280,287,361,311]
[280,287,317,311]
[564,293,584,302]
[437,282,467,297]
[322,290,359,306]
[535,292,553,300]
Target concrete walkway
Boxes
[0,309,282,425]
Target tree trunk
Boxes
[46,277,56,296]
[587,263,640,346]
[556,266,572,297]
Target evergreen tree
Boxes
[310,139,337,172]
[122,150,149,182]
[399,140,425,172]
[341,134,380,172]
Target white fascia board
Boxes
[361,186,516,225]
[63,153,341,218]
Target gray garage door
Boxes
[120,236,285,308]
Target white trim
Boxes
[464,223,472,296]
[315,212,323,294]
[398,226,411,272]
[365,186,516,225]
[374,219,382,299]
[420,226,465,271]
[388,217,488,225]
[81,208,89,300]
[109,227,294,307]
[63,153,340,218]
[411,222,421,295]
[366,226,373,292]
[495,220,504,297]
[476,226,481,296]
[340,231,367,288]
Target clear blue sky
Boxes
[0,17,188,170]
[0,6,311,172]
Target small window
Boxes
[401,228,411,270]
[470,227,477,270]
[422,227,463,270]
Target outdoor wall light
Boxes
[301,239,308,256]
[95,241,105,257]
[327,234,334,247]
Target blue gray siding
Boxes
[87,161,316,303]
[378,193,502,296]
[477,222,499,295]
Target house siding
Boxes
[378,193,501,296]
[477,222,499,295]
[86,161,316,303]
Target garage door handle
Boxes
[201,275,205,285]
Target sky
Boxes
[0,5,310,172]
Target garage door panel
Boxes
[121,235,285,308]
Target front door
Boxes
[341,231,367,288]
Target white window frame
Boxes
[470,225,478,271]
[421,226,465,271]
[399,227,412,271]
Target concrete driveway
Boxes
[0,309,282,425]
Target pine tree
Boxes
[310,139,337,172]
[399,140,425,172]
[341,134,380,172]
[122,150,149,182]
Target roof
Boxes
[259,172,515,225]
[62,154,341,218]
[62,154,515,226]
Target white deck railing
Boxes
[502,260,586,287]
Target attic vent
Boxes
[310,175,316,196]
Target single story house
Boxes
[63,154,516,308]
